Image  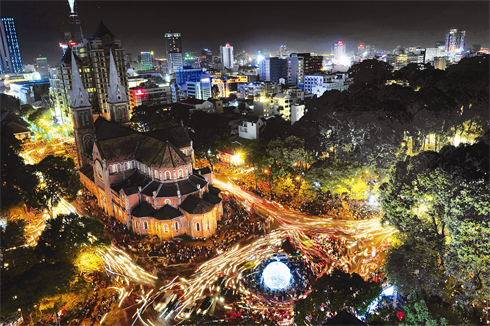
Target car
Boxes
[178,303,196,319]
[196,295,214,315]
[153,292,176,312]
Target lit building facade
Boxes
[140,51,155,71]
[259,57,287,82]
[60,0,84,48]
[128,83,172,108]
[165,32,183,73]
[56,21,129,121]
[333,40,348,65]
[220,43,234,69]
[445,29,465,54]
[0,17,24,74]
[35,57,49,79]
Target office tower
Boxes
[259,57,287,82]
[60,0,84,47]
[445,29,465,54]
[220,43,234,69]
[140,51,154,71]
[165,32,183,72]
[333,40,347,65]
[57,21,128,121]
[0,17,24,74]
[35,57,49,79]
[287,55,304,86]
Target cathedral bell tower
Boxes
[69,50,95,168]
[107,50,130,122]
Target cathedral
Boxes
[68,49,222,240]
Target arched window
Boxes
[127,161,132,170]
[185,166,188,175]
[165,199,171,205]
[207,220,210,230]
[175,221,179,231]
[143,221,149,230]
[164,224,169,232]
[148,167,151,175]
[165,171,171,180]
[178,169,183,179]
[154,170,159,179]
[117,163,121,172]
[196,222,201,232]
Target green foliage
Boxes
[1,213,109,316]
[380,139,490,305]
[25,155,81,216]
[0,219,27,251]
[294,269,382,324]
[1,125,39,211]
[129,104,183,131]
[348,59,394,88]
[400,291,479,326]
[305,161,380,200]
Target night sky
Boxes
[2,0,489,65]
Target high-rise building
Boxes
[60,0,84,48]
[165,32,183,73]
[333,40,347,65]
[220,43,234,69]
[0,17,24,74]
[140,51,154,71]
[445,29,465,54]
[35,57,49,79]
[259,57,287,82]
[287,55,304,86]
[56,21,128,121]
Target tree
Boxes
[400,291,480,326]
[25,155,81,217]
[0,219,26,251]
[348,59,393,88]
[1,125,39,212]
[294,269,382,324]
[380,139,490,305]
[1,213,109,317]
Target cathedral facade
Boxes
[69,50,222,240]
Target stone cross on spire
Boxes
[69,51,91,108]
[108,50,127,103]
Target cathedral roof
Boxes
[135,139,191,168]
[153,205,183,221]
[94,117,137,141]
[180,195,215,215]
[131,201,156,218]
[202,192,222,205]
[111,170,151,194]
[92,21,115,39]
[97,133,141,162]
[144,126,192,148]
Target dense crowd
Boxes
[311,235,346,260]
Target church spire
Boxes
[69,51,91,108]
[108,50,127,103]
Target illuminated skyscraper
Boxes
[60,0,84,47]
[445,29,465,54]
[220,43,234,69]
[333,40,347,65]
[140,51,154,71]
[0,17,24,74]
[165,32,183,72]
[35,57,49,79]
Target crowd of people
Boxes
[311,234,347,261]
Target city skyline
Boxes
[1,1,489,64]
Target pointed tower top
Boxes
[69,51,91,108]
[92,21,115,40]
[108,50,127,103]
[68,0,75,13]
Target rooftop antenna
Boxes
[68,0,75,13]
